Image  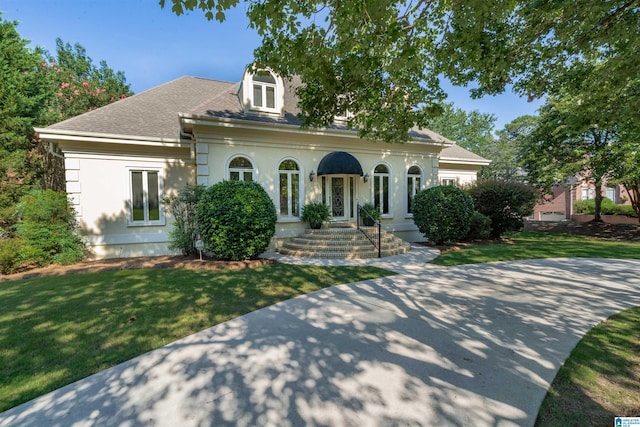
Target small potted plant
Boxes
[301,202,331,229]
[360,203,381,226]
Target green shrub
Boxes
[575,198,638,217]
[468,179,537,238]
[0,238,23,274]
[14,190,85,266]
[466,211,492,240]
[301,201,331,229]
[165,184,206,256]
[196,180,277,260]
[412,185,474,245]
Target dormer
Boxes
[239,67,285,116]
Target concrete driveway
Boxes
[1,257,640,426]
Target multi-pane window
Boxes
[252,72,277,110]
[279,159,301,218]
[373,164,390,215]
[441,178,457,186]
[229,156,254,181]
[130,170,162,225]
[581,187,595,200]
[407,165,422,214]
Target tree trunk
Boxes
[622,181,640,224]
[592,177,604,223]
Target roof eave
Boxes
[36,128,188,148]
[179,113,451,146]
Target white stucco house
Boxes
[36,68,489,259]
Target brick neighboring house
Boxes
[533,181,634,222]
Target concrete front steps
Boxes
[277,224,411,259]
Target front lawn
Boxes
[0,264,392,412]
[431,231,640,266]
[536,307,640,425]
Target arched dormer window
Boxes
[252,72,277,110]
[240,67,284,114]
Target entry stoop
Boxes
[276,226,411,259]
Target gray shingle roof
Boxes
[440,143,490,164]
[41,73,488,165]
[47,76,236,140]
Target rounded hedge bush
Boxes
[412,185,474,245]
[468,179,537,238]
[196,180,277,260]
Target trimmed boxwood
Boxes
[196,180,277,260]
[412,185,474,245]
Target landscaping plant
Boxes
[300,201,331,229]
[165,184,206,256]
[468,179,537,238]
[12,189,85,269]
[197,180,277,260]
[412,185,474,245]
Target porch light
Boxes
[363,173,369,183]
[309,170,316,182]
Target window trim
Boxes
[250,71,278,113]
[127,167,165,227]
[277,158,303,221]
[372,162,392,218]
[406,164,423,217]
[227,155,256,182]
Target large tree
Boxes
[427,102,496,156]
[161,0,639,143]
[519,97,618,222]
[35,39,133,190]
[0,16,133,233]
[0,16,50,230]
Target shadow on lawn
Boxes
[1,258,640,426]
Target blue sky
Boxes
[2,0,542,131]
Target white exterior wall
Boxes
[193,124,441,243]
[61,144,193,258]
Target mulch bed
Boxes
[0,256,274,283]
[3,220,639,282]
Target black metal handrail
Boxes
[356,203,381,258]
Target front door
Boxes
[322,175,356,221]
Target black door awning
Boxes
[317,151,363,176]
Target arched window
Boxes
[252,71,277,110]
[228,156,254,181]
[278,159,301,218]
[373,164,390,215]
[407,165,422,214]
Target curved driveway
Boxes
[2,250,640,426]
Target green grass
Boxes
[431,231,640,266]
[536,307,640,426]
[0,264,391,412]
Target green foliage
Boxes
[359,203,381,225]
[165,184,206,256]
[40,39,133,124]
[574,198,638,217]
[14,190,85,267]
[428,102,496,157]
[196,180,277,260]
[163,0,638,144]
[466,211,492,241]
[300,201,331,229]
[468,179,537,238]
[412,186,474,245]
[0,239,23,274]
[0,16,51,225]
